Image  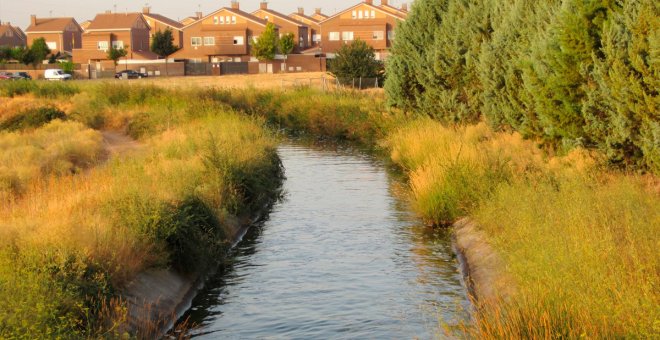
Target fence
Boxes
[280,77,382,91]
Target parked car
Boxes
[14,72,32,80]
[44,69,72,81]
[115,70,148,79]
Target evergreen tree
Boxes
[151,28,179,57]
[478,0,561,136]
[523,0,620,147]
[252,23,278,61]
[384,0,447,112]
[583,0,659,171]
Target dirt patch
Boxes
[453,218,514,305]
[101,130,142,158]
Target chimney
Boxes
[297,7,304,15]
[401,3,408,11]
[365,0,373,5]
[30,15,37,26]
[105,10,112,14]
[142,7,150,14]
[231,1,239,10]
[260,2,267,10]
[196,11,203,19]
[315,8,321,15]
[382,0,388,6]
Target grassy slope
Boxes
[0,82,283,337]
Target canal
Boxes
[176,142,470,338]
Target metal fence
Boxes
[280,77,382,91]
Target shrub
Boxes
[328,39,384,87]
[0,106,66,132]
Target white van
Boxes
[44,69,72,81]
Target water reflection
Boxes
[176,141,469,339]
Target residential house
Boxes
[251,2,308,52]
[310,8,329,22]
[319,0,405,59]
[170,1,276,62]
[25,16,82,55]
[380,0,408,17]
[141,7,184,49]
[288,8,321,49]
[72,12,157,63]
[0,23,26,48]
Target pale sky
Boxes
[1,0,407,30]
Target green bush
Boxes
[0,106,66,131]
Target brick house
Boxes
[319,0,405,59]
[288,8,322,49]
[251,2,308,53]
[170,1,276,62]
[72,12,157,63]
[380,0,408,17]
[0,23,26,48]
[25,16,82,55]
[141,7,184,49]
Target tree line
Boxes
[385,0,658,173]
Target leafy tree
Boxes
[328,39,384,85]
[278,32,295,72]
[279,32,295,56]
[151,28,179,57]
[252,23,278,61]
[107,46,128,66]
[60,60,75,75]
[384,0,448,112]
[0,46,12,62]
[16,47,34,67]
[29,37,51,67]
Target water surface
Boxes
[178,142,469,338]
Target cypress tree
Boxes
[478,0,561,136]
[583,0,659,172]
[384,0,447,113]
[523,0,620,147]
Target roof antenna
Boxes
[49,10,53,17]
[113,4,117,13]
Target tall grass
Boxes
[0,84,283,337]
[0,119,104,201]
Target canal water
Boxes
[177,142,470,338]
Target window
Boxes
[233,36,244,45]
[371,10,376,18]
[264,15,269,21]
[191,37,202,47]
[46,42,57,50]
[299,37,304,47]
[329,32,340,41]
[313,34,321,42]
[372,31,384,40]
[112,40,124,49]
[352,10,356,19]
[231,16,236,24]
[214,16,218,24]
[220,16,225,24]
[97,41,109,51]
[387,30,395,40]
[342,31,354,41]
[203,37,215,46]
[225,16,230,24]
[358,10,363,19]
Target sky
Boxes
[1,0,408,29]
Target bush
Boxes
[328,39,384,87]
[0,106,66,132]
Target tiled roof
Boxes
[224,8,270,27]
[381,4,408,17]
[143,13,184,29]
[289,12,321,24]
[87,13,144,30]
[180,17,198,25]
[131,50,159,60]
[80,20,92,31]
[253,8,307,27]
[25,17,77,32]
